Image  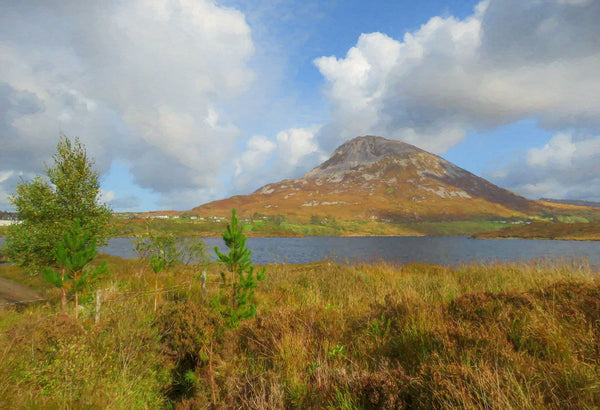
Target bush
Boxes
[155,300,222,402]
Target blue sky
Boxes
[1,0,600,211]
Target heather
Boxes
[1,256,599,408]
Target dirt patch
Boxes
[0,277,43,305]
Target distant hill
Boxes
[0,211,19,221]
[190,135,579,222]
[540,198,600,208]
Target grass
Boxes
[3,216,595,239]
[400,220,512,236]
[107,217,519,238]
[475,221,600,241]
[109,217,229,237]
[1,255,600,408]
[109,217,422,238]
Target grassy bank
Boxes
[1,256,600,408]
[109,217,422,237]
[5,216,591,239]
[475,221,600,241]
[108,217,516,238]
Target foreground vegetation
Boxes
[1,256,599,408]
[475,221,600,241]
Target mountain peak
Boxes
[304,135,422,179]
[193,135,542,222]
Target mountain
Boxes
[190,136,567,222]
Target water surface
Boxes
[2,236,598,268]
[100,236,600,268]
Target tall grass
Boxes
[109,217,517,238]
[475,221,600,240]
[1,256,599,408]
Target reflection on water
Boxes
[2,236,599,268]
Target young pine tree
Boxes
[44,219,107,318]
[214,209,265,326]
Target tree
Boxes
[6,136,111,271]
[214,209,265,326]
[44,219,107,318]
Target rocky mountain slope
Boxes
[190,136,580,222]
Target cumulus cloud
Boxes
[233,135,276,190]
[275,127,323,172]
[99,190,116,204]
[314,9,485,153]
[0,0,254,209]
[3,0,600,209]
[232,126,326,193]
[310,0,600,200]
[490,133,600,201]
[526,134,576,168]
[315,0,600,155]
[235,135,277,177]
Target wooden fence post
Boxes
[95,289,102,324]
[201,270,207,303]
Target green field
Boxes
[1,215,597,240]
[106,217,517,238]
[1,255,600,408]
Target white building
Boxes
[0,220,20,226]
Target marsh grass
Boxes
[1,256,599,408]
[109,217,519,238]
[475,221,600,240]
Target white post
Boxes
[95,289,102,324]
[201,270,207,303]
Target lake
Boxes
[2,236,599,268]
[105,236,600,267]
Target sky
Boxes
[1,0,600,212]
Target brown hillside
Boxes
[190,136,587,222]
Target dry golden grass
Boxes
[476,221,600,241]
[1,257,599,408]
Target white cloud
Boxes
[275,127,322,170]
[233,135,277,191]
[555,0,592,5]
[526,134,576,167]
[491,133,600,201]
[3,0,600,209]
[100,190,116,204]
[235,135,277,178]
[314,0,600,156]
[314,9,485,154]
[0,0,254,208]
[232,126,326,193]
